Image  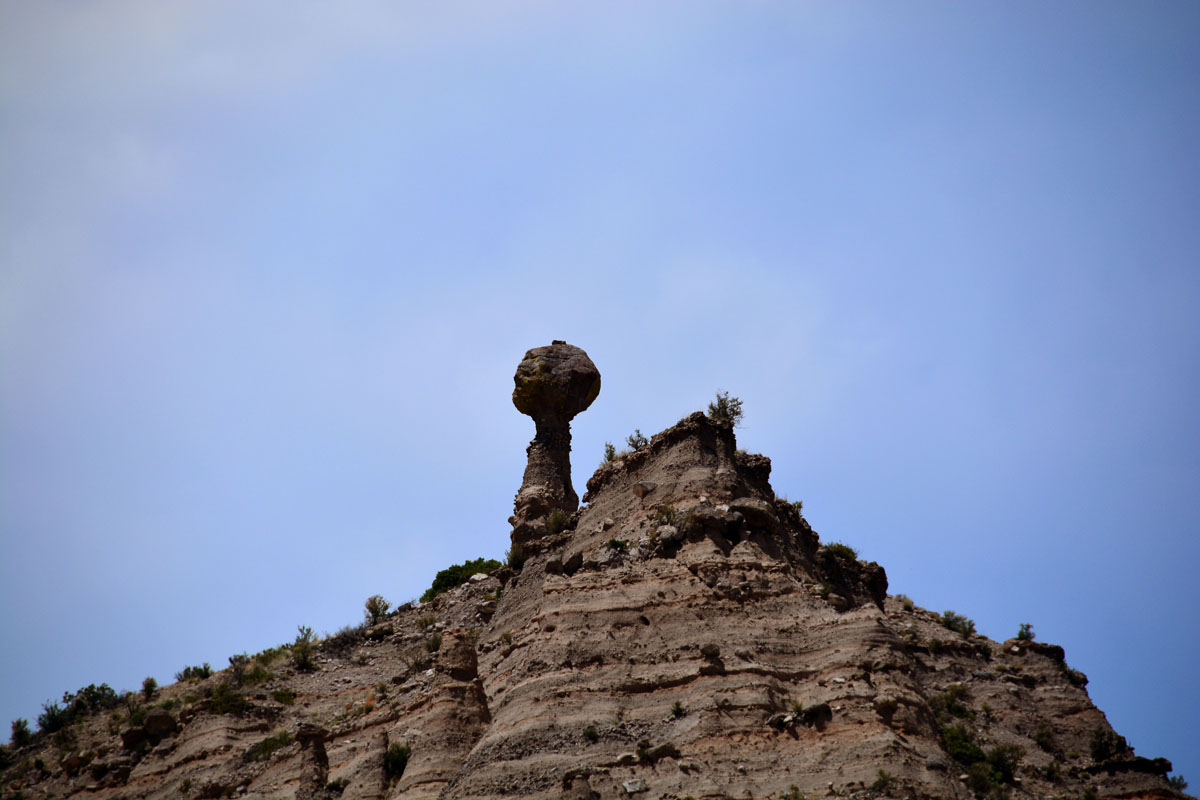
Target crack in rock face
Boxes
[511,341,600,538]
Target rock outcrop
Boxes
[510,341,601,544]
[1,373,1181,800]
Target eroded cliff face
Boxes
[2,415,1178,800]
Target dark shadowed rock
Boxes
[511,341,600,540]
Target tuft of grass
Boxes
[940,610,976,638]
[930,684,974,721]
[870,770,896,792]
[653,505,678,527]
[245,730,294,763]
[207,682,252,716]
[671,701,685,719]
[547,509,569,534]
[176,663,213,682]
[426,634,442,653]
[384,743,411,781]
[1034,719,1056,752]
[505,543,527,571]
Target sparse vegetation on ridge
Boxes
[421,557,502,603]
[824,542,859,561]
[706,390,744,427]
[176,663,213,682]
[941,610,976,638]
[364,594,391,624]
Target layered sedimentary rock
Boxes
[2,414,1179,800]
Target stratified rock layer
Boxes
[3,414,1178,800]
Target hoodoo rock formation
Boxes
[510,341,601,544]
[2,347,1182,800]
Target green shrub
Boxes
[929,684,974,721]
[242,664,274,685]
[671,701,685,719]
[987,743,1024,784]
[602,442,617,463]
[870,770,896,792]
[583,725,599,743]
[1168,775,1188,791]
[36,701,68,734]
[706,391,744,427]
[896,594,915,611]
[141,677,158,700]
[324,623,366,657]
[228,653,250,684]
[253,646,284,666]
[426,634,442,653]
[626,429,649,451]
[966,761,994,794]
[292,626,318,672]
[245,730,293,762]
[941,723,985,765]
[1090,726,1129,761]
[1017,622,1035,641]
[653,505,678,527]
[1034,719,1056,752]
[505,543,527,570]
[547,509,569,534]
[364,595,391,624]
[384,743,410,781]
[10,718,32,747]
[824,542,859,561]
[207,682,251,716]
[176,663,213,682]
[941,610,976,638]
[606,538,628,553]
[421,557,502,603]
[272,689,296,705]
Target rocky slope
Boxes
[1,413,1183,800]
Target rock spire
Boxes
[510,341,600,541]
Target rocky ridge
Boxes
[2,413,1184,800]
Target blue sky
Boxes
[2,0,1197,780]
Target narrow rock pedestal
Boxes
[510,341,600,544]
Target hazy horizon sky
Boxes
[2,1,1197,782]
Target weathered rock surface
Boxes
[511,341,601,540]
[2,413,1179,800]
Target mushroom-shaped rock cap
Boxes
[513,341,601,421]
